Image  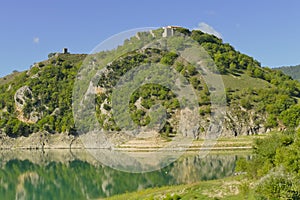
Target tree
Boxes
[280,104,300,128]
[253,68,264,78]
[48,52,56,58]
[160,52,178,65]
[240,98,252,110]
[265,114,278,128]
[186,65,197,76]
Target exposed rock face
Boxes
[14,86,41,123]
[195,107,267,138]
[14,86,32,110]
[223,108,267,137]
[0,131,83,149]
[11,84,267,141]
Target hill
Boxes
[0,71,22,85]
[0,27,300,142]
[276,64,300,82]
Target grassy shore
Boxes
[103,175,255,200]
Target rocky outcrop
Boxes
[223,107,267,137]
[14,86,32,110]
[14,86,41,123]
[0,132,83,149]
[194,106,268,138]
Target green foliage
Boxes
[186,64,197,76]
[160,52,178,65]
[237,131,300,199]
[174,27,191,35]
[252,68,264,78]
[240,98,252,110]
[174,62,184,73]
[48,52,56,58]
[0,54,86,137]
[265,114,278,128]
[255,169,300,200]
[168,37,186,51]
[235,157,249,173]
[163,194,181,200]
[279,104,300,128]
[127,83,179,133]
[195,33,261,75]
[238,181,251,199]
[5,118,32,137]
[191,30,222,45]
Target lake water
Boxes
[0,150,249,199]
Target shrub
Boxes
[255,168,300,199]
[160,52,178,65]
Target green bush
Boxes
[255,169,300,200]
[279,104,300,128]
[160,52,178,65]
[237,131,300,199]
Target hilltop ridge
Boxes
[276,64,300,82]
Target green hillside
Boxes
[0,53,87,137]
[0,71,21,85]
[276,64,300,82]
[0,28,300,138]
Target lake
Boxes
[0,150,249,199]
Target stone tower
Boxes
[63,48,68,54]
[162,26,182,37]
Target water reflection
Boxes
[0,150,248,199]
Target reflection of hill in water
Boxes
[169,154,241,184]
[0,150,247,199]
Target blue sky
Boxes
[1,0,300,77]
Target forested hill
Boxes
[1,27,300,138]
[276,64,300,82]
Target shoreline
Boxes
[0,131,262,151]
[0,146,252,151]
[0,148,251,168]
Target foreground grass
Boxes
[103,175,256,200]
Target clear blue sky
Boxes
[1,0,300,77]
